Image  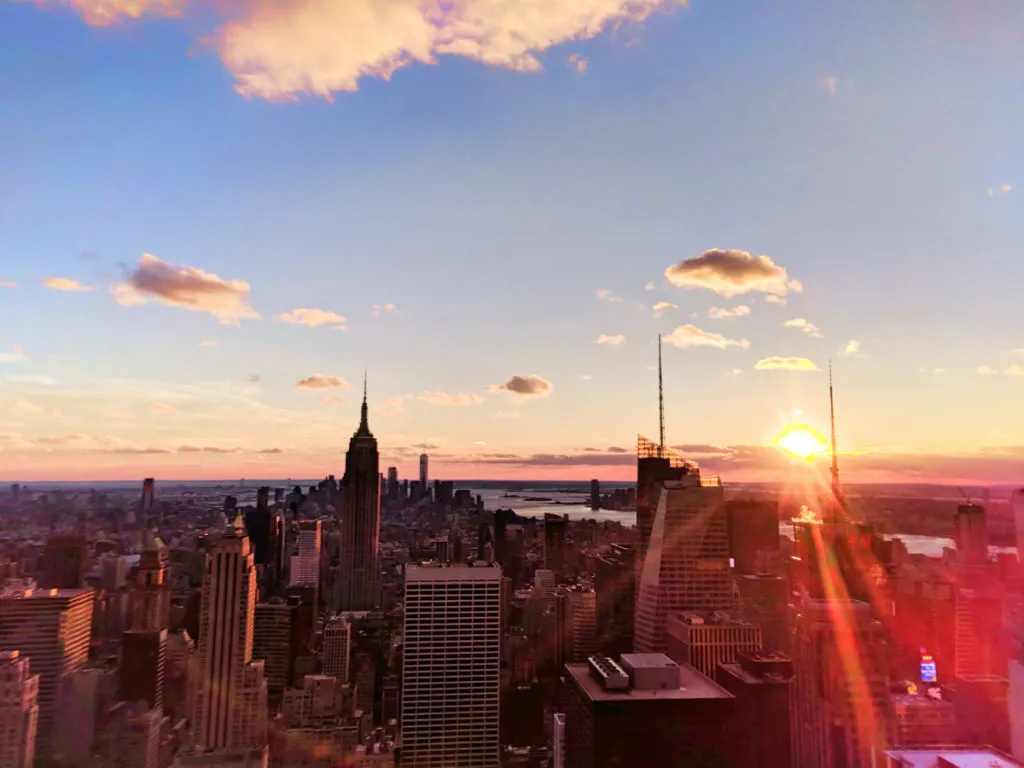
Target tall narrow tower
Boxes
[192,516,267,750]
[339,375,381,611]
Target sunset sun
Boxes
[775,424,829,461]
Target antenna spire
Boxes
[658,334,666,456]
[357,369,370,436]
[829,359,842,502]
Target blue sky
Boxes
[1,0,1022,482]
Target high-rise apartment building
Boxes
[401,563,501,768]
[790,597,893,768]
[0,651,39,768]
[192,517,268,751]
[339,383,381,611]
[0,584,93,756]
[634,472,731,653]
[665,612,762,679]
[290,520,322,588]
[322,615,351,682]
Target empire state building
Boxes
[339,378,381,610]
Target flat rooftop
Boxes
[884,748,1023,768]
[565,661,733,703]
[406,563,501,582]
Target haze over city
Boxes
[2,0,1023,483]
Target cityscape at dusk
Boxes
[2,1,1023,484]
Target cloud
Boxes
[644,282,655,291]
[324,397,346,406]
[930,368,948,375]
[257,448,283,454]
[113,254,258,323]
[278,308,347,328]
[842,339,862,356]
[297,375,352,390]
[0,280,16,288]
[198,340,219,347]
[178,445,241,454]
[1006,364,1024,377]
[36,434,88,446]
[101,447,173,455]
[988,184,1013,197]
[486,375,553,397]
[662,324,749,350]
[372,303,399,316]
[578,374,592,380]
[248,375,261,383]
[0,346,25,364]
[977,365,998,375]
[653,302,678,316]
[594,334,626,346]
[783,317,823,338]
[14,399,44,414]
[764,295,786,306]
[754,356,819,371]
[149,402,175,413]
[417,391,483,406]
[708,305,750,319]
[823,75,837,95]
[596,289,622,303]
[727,368,744,376]
[568,54,588,73]
[666,249,802,298]
[34,0,183,26]
[43,277,94,292]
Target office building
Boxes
[955,503,989,566]
[419,453,428,489]
[562,653,733,768]
[0,651,39,768]
[736,574,790,652]
[555,586,597,673]
[665,612,762,679]
[594,544,635,656]
[244,488,274,567]
[0,584,93,756]
[386,467,399,501]
[790,597,893,768]
[726,499,780,575]
[112,701,163,768]
[253,600,294,693]
[534,569,556,612]
[290,520,322,588]
[955,583,1007,679]
[339,381,381,611]
[54,665,119,763]
[890,692,956,745]
[401,563,501,768]
[552,713,566,768]
[322,615,351,682]
[274,674,362,767]
[879,748,1023,768]
[590,480,600,511]
[715,650,794,768]
[39,535,87,590]
[635,437,692,582]
[141,477,155,517]
[544,514,567,572]
[634,472,731,653]
[120,629,167,710]
[132,536,171,632]
[192,516,268,750]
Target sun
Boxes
[775,424,829,461]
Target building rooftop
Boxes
[672,611,754,627]
[565,660,733,703]
[406,562,502,582]
[883,747,1022,767]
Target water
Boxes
[779,523,1017,559]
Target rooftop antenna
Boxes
[658,334,666,457]
[829,359,842,502]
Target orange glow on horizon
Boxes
[775,423,829,461]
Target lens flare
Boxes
[775,424,828,461]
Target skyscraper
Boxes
[290,520,322,589]
[253,600,293,694]
[322,615,351,682]
[544,513,566,572]
[131,535,171,632]
[339,378,381,611]
[0,584,93,757]
[401,563,501,768]
[419,452,428,489]
[192,516,268,750]
[0,651,39,768]
[634,472,732,653]
[39,535,87,590]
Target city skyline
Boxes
[2,1,1023,484]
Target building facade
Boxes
[0,651,39,768]
[339,386,381,611]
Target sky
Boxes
[1,0,1023,484]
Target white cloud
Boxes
[417,391,482,406]
[596,289,622,303]
[765,295,786,306]
[0,346,25,364]
[1005,364,1024,377]
[198,340,219,348]
[652,301,678,316]
[113,254,259,323]
[0,280,16,288]
[594,334,626,346]
[727,369,744,376]
[783,317,823,338]
[708,305,750,319]
[297,375,353,390]
[644,282,655,291]
[754,357,820,372]
[43,277,95,292]
[842,339,862,356]
[279,307,347,328]
[372,303,399,315]
[823,75,837,95]
[665,249,802,297]
[662,324,749,350]
[976,365,998,375]
[988,184,1013,197]
[568,54,588,73]
[578,374,592,380]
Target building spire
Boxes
[357,369,371,436]
[829,359,842,502]
[658,334,666,457]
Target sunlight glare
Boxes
[775,424,829,461]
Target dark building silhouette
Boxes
[726,499,780,575]
[244,488,273,567]
[338,379,381,611]
[955,503,989,565]
[544,514,566,573]
[595,544,635,656]
[715,650,793,768]
[39,535,87,590]
[140,477,155,517]
[590,479,600,511]
[494,509,516,567]
[119,629,167,710]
